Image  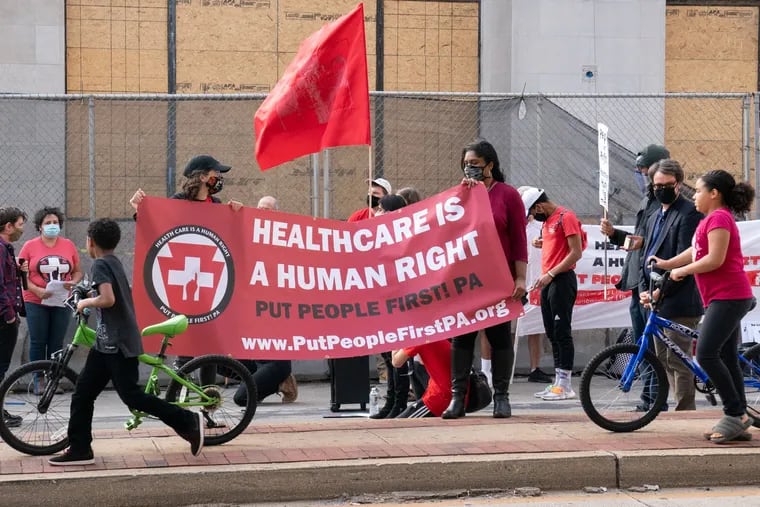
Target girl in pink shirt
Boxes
[653,170,755,443]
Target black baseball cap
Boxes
[635,145,670,169]
[182,155,232,177]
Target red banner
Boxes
[254,3,371,170]
[133,185,522,359]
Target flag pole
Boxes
[367,144,374,213]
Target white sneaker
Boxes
[534,384,554,398]
[541,385,576,401]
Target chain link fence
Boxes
[0,92,756,279]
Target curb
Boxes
[2,448,758,506]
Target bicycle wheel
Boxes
[740,344,760,428]
[164,355,257,446]
[580,343,668,432]
[0,360,78,455]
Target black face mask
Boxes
[463,165,485,181]
[367,195,380,208]
[654,186,677,205]
[533,213,548,222]
[207,176,224,195]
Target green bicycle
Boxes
[0,283,257,456]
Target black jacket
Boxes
[611,196,660,291]
[638,194,704,318]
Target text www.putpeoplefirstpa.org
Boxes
[240,299,510,353]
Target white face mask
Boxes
[42,223,60,238]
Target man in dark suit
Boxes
[639,159,703,411]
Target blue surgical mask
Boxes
[42,224,60,238]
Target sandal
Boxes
[703,429,752,441]
[708,415,753,444]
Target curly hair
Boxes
[87,218,121,251]
[33,206,64,232]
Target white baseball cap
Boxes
[367,177,392,195]
[517,186,545,217]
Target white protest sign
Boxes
[598,123,609,212]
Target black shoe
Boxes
[48,447,95,466]
[178,412,204,456]
[527,368,553,384]
[493,394,511,418]
[386,404,406,419]
[3,409,22,428]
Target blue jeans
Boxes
[25,302,72,362]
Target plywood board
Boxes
[665,5,758,180]
[176,0,377,94]
[66,0,168,93]
[383,0,478,91]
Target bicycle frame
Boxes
[621,269,760,398]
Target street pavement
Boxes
[1,376,760,506]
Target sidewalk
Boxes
[1,380,760,506]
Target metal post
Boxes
[166,0,177,196]
[742,94,751,183]
[87,96,96,221]
[311,153,320,217]
[323,149,330,218]
[755,93,760,219]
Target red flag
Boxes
[254,3,371,171]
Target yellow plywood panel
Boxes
[111,21,126,49]
[397,27,425,56]
[666,59,757,92]
[177,50,277,93]
[176,1,276,52]
[80,18,110,48]
[67,18,81,47]
[665,5,757,179]
[398,0,425,16]
[666,5,758,92]
[138,49,166,79]
[138,21,166,50]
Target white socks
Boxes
[556,368,572,389]
[481,358,492,387]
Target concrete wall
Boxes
[481,0,666,152]
[0,0,65,93]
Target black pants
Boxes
[234,359,291,404]
[696,298,754,417]
[452,320,512,352]
[0,320,19,382]
[68,348,196,453]
[540,270,578,371]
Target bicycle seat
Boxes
[141,314,188,337]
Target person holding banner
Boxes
[650,170,755,443]
[520,187,585,401]
[129,154,243,387]
[441,140,528,420]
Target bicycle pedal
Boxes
[706,393,717,406]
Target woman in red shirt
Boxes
[442,140,528,419]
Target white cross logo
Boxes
[39,256,71,280]
[167,257,214,302]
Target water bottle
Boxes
[369,386,380,416]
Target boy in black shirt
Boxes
[49,219,203,465]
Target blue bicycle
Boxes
[580,270,760,432]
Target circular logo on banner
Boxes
[143,225,235,324]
